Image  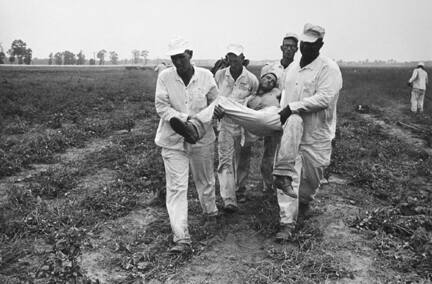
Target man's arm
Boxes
[206,72,219,105]
[154,76,188,122]
[251,74,259,96]
[214,69,223,88]
[408,69,418,84]
[288,65,342,113]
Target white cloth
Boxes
[162,144,217,244]
[194,96,282,137]
[411,88,426,113]
[154,66,218,151]
[409,68,428,90]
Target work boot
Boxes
[273,175,297,199]
[169,117,199,144]
[275,223,296,242]
[168,242,192,254]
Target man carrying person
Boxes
[255,33,299,193]
[213,44,259,213]
[154,37,219,253]
[408,62,428,113]
[274,23,343,241]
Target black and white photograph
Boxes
[0,0,431,283]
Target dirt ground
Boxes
[1,66,431,283]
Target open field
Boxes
[0,65,431,283]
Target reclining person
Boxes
[169,69,297,198]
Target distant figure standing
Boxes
[154,62,168,77]
[408,62,428,113]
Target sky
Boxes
[1,0,432,62]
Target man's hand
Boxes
[407,82,412,87]
[278,105,292,125]
[213,105,225,120]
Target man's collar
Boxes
[226,66,246,79]
[300,55,321,70]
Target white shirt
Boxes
[281,56,343,145]
[215,67,259,130]
[154,66,218,150]
[409,68,428,90]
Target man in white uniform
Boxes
[154,37,219,253]
[256,33,299,193]
[274,23,343,241]
[408,62,428,113]
[214,44,259,213]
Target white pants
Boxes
[273,115,330,225]
[161,143,217,244]
[194,96,282,137]
[411,88,426,113]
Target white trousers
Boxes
[273,115,330,225]
[217,122,243,207]
[161,143,217,244]
[411,88,426,113]
[194,96,282,137]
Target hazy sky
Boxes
[1,0,431,61]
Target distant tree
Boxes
[23,48,32,64]
[48,53,53,65]
[77,51,86,65]
[109,51,119,65]
[9,39,28,64]
[96,49,107,65]
[0,52,5,64]
[131,49,140,64]
[63,50,76,65]
[141,50,149,64]
[8,55,15,64]
[89,58,96,65]
[54,52,63,65]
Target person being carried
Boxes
[169,68,297,199]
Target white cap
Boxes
[284,33,299,41]
[300,23,325,43]
[166,37,192,56]
[260,64,283,80]
[226,43,244,56]
[418,62,425,67]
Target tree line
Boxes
[0,39,150,65]
[0,39,32,64]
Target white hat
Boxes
[300,23,325,43]
[284,33,299,41]
[418,62,425,67]
[166,37,192,56]
[226,43,244,56]
[260,64,283,80]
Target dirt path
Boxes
[360,112,432,155]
